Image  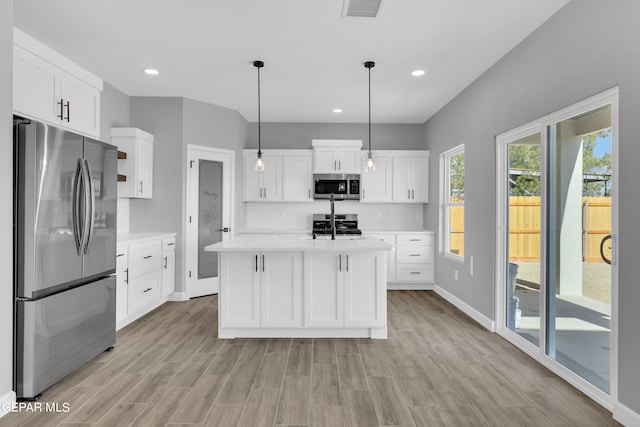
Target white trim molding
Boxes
[613,401,640,427]
[434,284,495,332]
[167,292,189,302]
[0,390,17,418]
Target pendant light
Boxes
[364,61,376,172]
[254,60,265,171]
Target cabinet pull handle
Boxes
[259,188,262,198]
[334,160,337,170]
[164,256,168,269]
[143,255,153,259]
[116,253,125,257]
[410,272,421,275]
[411,189,415,199]
[255,254,258,272]
[410,254,420,256]
[64,101,70,122]
[339,254,342,271]
[57,99,64,120]
[125,268,129,284]
[262,254,265,272]
[339,160,341,170]
[346,254,349,272]
[143,287,152,293]
[167,242,175,246]
[408,189,410,199]
[139,181,144,194]
[308,188,311,199]
[264,188,267,198]
[409,239,421,242]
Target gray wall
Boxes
[100,82,130,141]
[129,97,247,293]
[246,123,425,150]
[0,0,13,406]
[129,97,185,287]
[423,0,640,414]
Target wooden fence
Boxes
[449,196,611,262]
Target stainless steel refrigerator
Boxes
[13,117,118,400]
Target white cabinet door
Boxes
[261,252,303,327]
[262,156,282,201]
[392,157,412,202]
[344,252,385,327]
[410,157,429,203]
[220,252,260,327]
[161,250,175,297]
[244,155,263,201]
[128,270,161,316]
[13,46,61,124]
[283,155,313,201]
[136,138,154,198]
[115,247,128,324]
[360,154,392,202]
[313,147,337,173]
[60,73,100,138]
[336,149,360,173]
[304,252,344,326]
[366,233,396,282]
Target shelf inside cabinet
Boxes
[117,174,127,182]
[117,150,127,160]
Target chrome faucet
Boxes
[330,193,336,240]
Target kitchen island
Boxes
[205,236,393,339]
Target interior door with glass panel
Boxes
[186,145,233,298]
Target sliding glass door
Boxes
[497,88,617,404]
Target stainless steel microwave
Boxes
[313,174,360,200]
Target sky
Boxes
[594,134,612,157]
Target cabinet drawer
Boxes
[396,264,434,282]
[396,246,430,264]
[162,236,176,252]
[367,234,396,245]
[128,271,160,314]
[396,234,434,246]
[128,241,160,279]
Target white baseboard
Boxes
[167,292,189,302]
[434,284,495,332]
[0,390,16,418]
[614,401,640,426]
[388,283,434,290]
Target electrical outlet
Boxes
[454,270,459,280]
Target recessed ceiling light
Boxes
[333,108,343,113]
[144,68,159,75]
[411,69,425,77]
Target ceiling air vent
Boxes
[342,0,383,18]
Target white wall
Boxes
[0,0,14,412]
[423,0,640,417]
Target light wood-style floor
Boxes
[2,291,620,426]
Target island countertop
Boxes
[205,235,393,252]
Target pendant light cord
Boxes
[257,63,262,157]
[368,64,371,156]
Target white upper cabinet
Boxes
[360,152,392,202]
[392,154,430,203]
[312,140,362,174]
[282,154,313,202]
[244,150,313,202]
[244,153,283,201]
[13,30,102,139]
[111,128,155,199]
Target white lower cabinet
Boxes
[220,251,303,328]
[116,233,177,330]
[304,251,384,327]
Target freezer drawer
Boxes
[16,276,116,399]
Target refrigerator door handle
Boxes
[82,160,95,255]
[71,159,84,255]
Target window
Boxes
[440,144,465,260]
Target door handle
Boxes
[82,160,95,255]
[72,159,83,254]
[64,101,70,122]
[217,227,230,232]
[57,99,64,120]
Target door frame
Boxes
[185,144,235,298]
[495,86,619,410]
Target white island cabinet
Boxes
[206,236,392,339]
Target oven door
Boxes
[314,176,349,199]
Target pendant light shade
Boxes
[254,60,265,171]
[364,61,376,172]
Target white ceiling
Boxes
[14,0,570,124]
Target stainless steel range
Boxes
[312,213,362,237]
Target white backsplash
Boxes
[243,201,424,232]
[117,198,130,234]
